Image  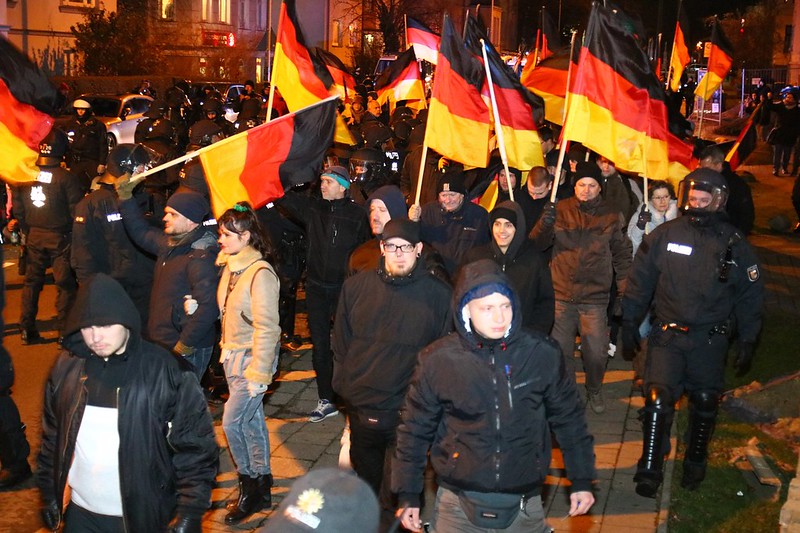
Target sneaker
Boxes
[587,389,606,414]
[308,400,338,423]
[607,343,617,357]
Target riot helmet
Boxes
[37,128,69,167]
[107,144,151,177]
[189,120,224,147]
[677,168,728,213]
[145,118,175,142]
[349,148,387,184]
[203,98,222,119]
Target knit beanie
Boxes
[437,171,467,195]
[367,185,408,220]
[166,190,208,223]
[322,165,351,189]
[490,206,517,227]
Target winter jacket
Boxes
[279,191,370,287]
[531,195,631,305]
[601,169,639,223]
[119,199,219,351]
[623,213,764,343]
[332,257,452,412]
[392,260,595,507]
[64,113,108,163]
[419,199,490,276]
[217,246,281,386]
[71,183,154,285]
[463,201,555,334]
[627,199,679,256]
[37,274,218,531]
[766,101,800,145]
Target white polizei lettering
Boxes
[106,213,122,222]
[37,171,53,184]
[666,242,693,256]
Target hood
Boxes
[490,200,526,260]
[452,259,521,343]
[62,273,141,354]
[367,185,407,221]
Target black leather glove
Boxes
[40,501,61,531]
[620,321,640,362]
[168,515,203,533]
[734,341,755,377]
[541,201,557,227]
[636,206,652,230]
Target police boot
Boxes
[0,419,32,489]
[634,385,671,498]
[257,473,273,507]
[225,474,263,525]
[681,390,719,490]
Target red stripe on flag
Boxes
[277,3,330,101]
[240,117,295,207]
[0,79,53,150]
[434,54,489,125]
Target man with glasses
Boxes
[333,218,452,530]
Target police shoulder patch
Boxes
[747,264,760,282]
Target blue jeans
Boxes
[773,144,792,172]
[551,300,609,393]
[222,351,270,477]
[184,345,213,381]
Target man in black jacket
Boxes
[63,99,108,193]
[37,274,217,533]
[278,166,370,422]
[393,260,595,532]
[698,146,755,235]
[333,219,452,530]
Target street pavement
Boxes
[0,155,798,532]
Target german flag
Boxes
[666,132,697,186]
[464,17,544,171]
[0,38,59,184]
[272,0,352,145]
[202,98,338,217]
[374,47,425,107]
[562,3,675,180]
[668,8,691,93]
[426,15,491,169]
[540,8,561,60]
[312,48,355,103]
[695,19,733,101]
[406,16,439,65]
[521,46,577,125]
[723,118,758,171]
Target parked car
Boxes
[56,93,154,149]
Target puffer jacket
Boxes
[217,246,281,385]
[36,274,218,531]
[392,260,595,508]
[531,195,631,304]
[627,199,679,257]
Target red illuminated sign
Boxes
[202,31,236,47]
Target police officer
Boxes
[11,129,84,343]
[348,147,390,205]
[71,144,155,323]
[139,117,182,219]
[621,168,764,498]
[64,99,108,193]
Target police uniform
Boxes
[64,109,108,192]
[12,159,84,338]
[622,169,764,497]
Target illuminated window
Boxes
[160,0,175,20]
[332,20,341,47]
[202,0,231,23]
[348,23,358,48]
[257,0,264,30]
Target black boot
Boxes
[0,411,32,489]
[634,385,671,498]
[681,390,719,490]
[225,474,263,525]
[257,473,273,507]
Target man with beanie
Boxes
[531,161,631,414]
[278,166,370,422]
[348,185,408,275]
[116,178,220,379]
[393,259,595,532]
[410,170,490,276]
[333,219,452,529]
[37,274,218,533]
[71,144,155,324]
[463,201,555,334]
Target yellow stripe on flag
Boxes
[500,125,544,171]
[0,121,40,184]
[199,133,251,218]
[427,98,491,169]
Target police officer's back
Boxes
[63,99,107,193]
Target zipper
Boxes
[60,372,87,523]
[116,387,129,533]
[490,349,501,485]
[505,365,513,410]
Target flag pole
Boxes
[666,0,684,90]
[550,30,580,202]
[128,96,340,182]
[562,30,578,124]
[404,14,408,50]
[697,19,718,139]
[479,38,514,202]
[266,1,286,124]
[549,135,569,203]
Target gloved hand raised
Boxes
[620,321,641,362]
[636,205,652,230]
[114,172,146,200]
[541,201,557,227]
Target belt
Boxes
[658,321,730,337]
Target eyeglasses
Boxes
[383,243,415,253]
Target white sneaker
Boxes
[308,399,338,423]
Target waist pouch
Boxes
[457,490,522,529]
[351,407,400,431]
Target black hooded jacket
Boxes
[36,274,218,530]
[463,201,555,334]
[392,260,595,507]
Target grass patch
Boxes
[667,307,800,532]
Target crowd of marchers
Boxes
[0,79,764,533]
